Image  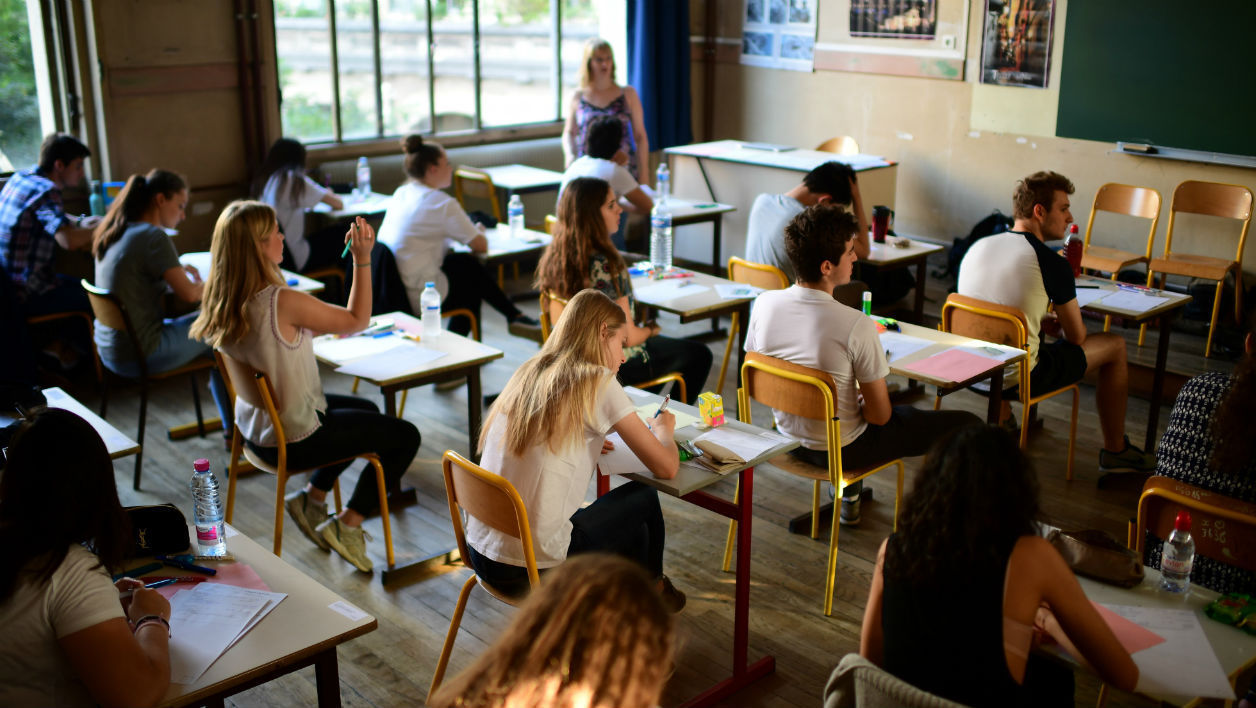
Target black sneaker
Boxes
[1098,435,1156,473]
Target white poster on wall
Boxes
[741,0,817,72]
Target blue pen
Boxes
[654,395,671,419]
[286,278,299,286]
[371,330,395,338]
[162,559,217,576]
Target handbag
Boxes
[125,503,192,557]
[1047,528,1144,588]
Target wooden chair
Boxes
[938,293,1079,479]
[1134,475,1256,574]
[715,257,789,393]
[1080,183,1162,332]
[1142,180,1253,357]
[452,165,518,286]
[216,351,394,568]
[24,308,104,387]
[815,135,860,156]
[81,279,213,490]
[539,290,686,401]
[724,352,904,616]
[429,450,541,701]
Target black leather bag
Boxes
[125,503,192,557]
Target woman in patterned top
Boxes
[1146,317,1256,594]
[536,177,711,404]
[562,38,650,182]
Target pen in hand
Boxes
[654,395,671,419]
[119,577,177,599]
[340,221,358,259]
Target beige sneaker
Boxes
[317,517,374,572]
[284,490,330,551]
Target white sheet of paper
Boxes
[333,345,446,379]
[634,403,701,431]
[879,332,935,363]
[713,283,763,300]
[694,426,782,462]
[1100,605,1235,700]
[953,344,1022,363]
[633,280,708,302]
[1092,289,1167,313]
[314,335,410,365]
[1073,287,1112,308]
[167,583,286,684]
[599,432,651,476]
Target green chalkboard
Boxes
[1056,0,1256,159]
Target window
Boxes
[0,0,58,172]
[274,0,606,144]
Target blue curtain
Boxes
[627,0,693,151]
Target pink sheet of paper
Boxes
[1092,602,1166,654]
[154,562,271,600]
[901,348,1002,383]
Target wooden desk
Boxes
[479,164,564,198]
[665,196,737,274]
[612,387,799,707]
[154,525,376,707]
[665,140,898,268]
[1074,567,1255,705]
[310,191,392,222]
[179,252,323,295]
[0,387,142,459]
[1076,276,1193,454]
[630,270,757,377]
[477,224,551,269]
[861,237,945,324]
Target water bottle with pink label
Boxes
[190,458,227,556]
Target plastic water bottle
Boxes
[89,180,105,217]
[355,156,371,199]
[507,194,524,238]
[420,281,442,339]
[656,162,670,204]
[1160,510,1195,593]
[190,458,227,556]
[1064,223,1082,277]
[650,200,673,272]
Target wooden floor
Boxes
[78,252,1238,707]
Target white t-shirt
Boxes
[376,182,479,309]
[744,285,889,449]
[559,156,640,200]
[0,545,126,707]
[260,173,331,271]
[744,193,805,283]
[466,372,637,568]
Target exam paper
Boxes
[599,432,650,476]
[879,332,934,363]
[1100,604,1234,700]
[902,348,1004,383]
[634,403,701,431]
[633,280,708,302]
[714,283,763,300]
[1091,290,1167,314]
[314,335,410,365]
[168,583,286,684]
[333,345,447,379]
[1073,288,1112,308]
[693,427,787,462]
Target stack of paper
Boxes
[168,583,287,684]
[694,427,789,463]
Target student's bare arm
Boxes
[623,187,654,214]
[320,192,345,209]
[162,265,204,303]
[612,408,679,479]
[858,378,893,426]
[625,87,651,183]
[859,539,888,665]
[278,217,374,336]
[1055,299,1088,345]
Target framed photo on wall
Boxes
[980,0,1055,88]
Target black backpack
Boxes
[937,210,1014,282]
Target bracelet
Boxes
[354,261,371,268]
[132,615,171,636]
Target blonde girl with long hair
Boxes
[561,37,650,181]
[190,201,420,573]
[428,554,675,708]
[465,289,685,610]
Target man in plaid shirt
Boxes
[1,133,99,318]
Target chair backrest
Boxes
[538,290,569,343]
[1083,183,1162,259]
[940,293,1028,351]
[824,653,967,708]
[214,350,287,447]
[740,351,838,423]
[81,279,148,377]
[728,256,789,290]
[452,167,502,222]
[1135,475,1256,574]
[815,136,860,156]
[442,450,540,589]
[544,214,557,234]
[1165,180,1254,260]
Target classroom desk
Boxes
[665,140,898,268]
[154,524,377,707]
[630,270,757,379]
[1072,568,1255,705]
[1075,276,1193,457]
[0,387,142,459]
[861,237,945,324]
[459,224,552,269]
[612,387,799,707]
[479,163,564,198]
[665,196,737,274]
[309,191,392,223]
[179,252,323,295]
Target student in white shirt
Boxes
[252,138,345,273]
[376,134,539,336]
[464,289,686,611]
[560,116,653,215]
[746,205,980,525]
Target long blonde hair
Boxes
[578,37,615,89]
[189,200,284,348]
[480,289,626,457]
[428,554,674,708]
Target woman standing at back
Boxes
[252,137,345,273]
[562,37,650,182]
[857,425,1138,706]
[190,201,419,573]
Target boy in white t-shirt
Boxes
[745,205,980,525]
[560,116,653,215]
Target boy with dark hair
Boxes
[958,170,1155,472]
[559,116,652,215]
[746,204,979,525]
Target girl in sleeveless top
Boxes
[190,201,420,573]
[562,38,650,182]
[857,424,1138,707]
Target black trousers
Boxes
[439,252,522,336]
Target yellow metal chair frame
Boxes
[723,352,904,616]
[715,256,789,393]
[429,450,541,701]
[1134,476,1256,572]
[1142,180,1253,358]
[82,279,213,490]
[539,289,686,400]
[815,136,860,156]
[217,351,394,568]
[452,165,519,286]
[1080,183,1162,332]
[938,294,1079,480]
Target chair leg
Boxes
[398,390,408,417]
[1096,683,1109,707]
[273,469,288,556]
[933,394,942,411]
[332,480,343,514]
[721,477,741,573]
[1205,280,1224,358]
[715,312,739,394]
[810,480,821,540]
[1138,272,1158,347]
[1103,272,1118,332]
[429,574,478,702]
[1066,388,1079,481]
[824,492,842,617]
[352,376,361,394]
[188,372,206,437]
[226,432,243,523]
[134,384,149,490]
[368,456,395,570]
[1234,268,1245,326]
